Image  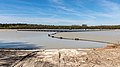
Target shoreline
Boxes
[0,29,116,31]
[0,29,18,31]
[0,40,119,67]
[0,44,119,67]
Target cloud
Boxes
[51,0,120,25]
[51,0,62,4]
[0,15,95,25]
[92,0,120,19]
[100,0,120,11]
[50,0,96,19]
[0,0,120,25]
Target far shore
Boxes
[0,29,118,31]
[0,29,18,31]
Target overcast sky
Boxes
[0,0,120,25]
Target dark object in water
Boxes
[59,37,63,39]
[51,36,54,38]
[48,34,50,36]
[75,38,79,40]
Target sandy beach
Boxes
[0,29,18,31]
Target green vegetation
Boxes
[0,23,120,29]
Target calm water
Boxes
[0,31,106,49]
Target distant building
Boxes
[72,25,80,26]
[82,24,87,27]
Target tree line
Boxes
[0,23,120,29]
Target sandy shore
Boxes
[0,29,18,31]
[0,45,119,67]
[0,49,32,67]
[2,45,118,67]
[0,29,42,31]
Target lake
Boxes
[54,30,120,44]
[0,31,107,49]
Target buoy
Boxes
[75,38,79,40]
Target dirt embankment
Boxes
[0,50,31,67]
[0,45,120,67]
[10,45,120,67]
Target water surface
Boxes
[0,31,106,49]
[54,30,120,44]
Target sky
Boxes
[0,0,120,25]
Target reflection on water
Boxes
[0,41,42,49]
[0,31,106,49]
